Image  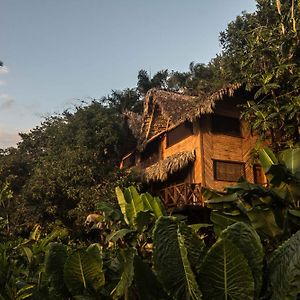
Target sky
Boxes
[0,0,257,149]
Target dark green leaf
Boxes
[111,248,135,300]
[269,230,300,300]
[199,239,254,300]
[134,255,170,300]
[220,222,264,298]
[153,217,203,300]
[63,250,105,295]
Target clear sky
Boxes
[0,0,257,148]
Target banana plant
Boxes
[115,186,166,229]
[108,186,167,249]
[106,186,167,299]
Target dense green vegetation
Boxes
[0,0,299,299]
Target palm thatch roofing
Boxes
[123,110,143,140]
[143,150,195,183]
[138,83,242,148]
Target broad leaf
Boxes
[106,229,135,243]
[128,186,144,218]
[115,186,129,224]
[153,217,203,300]
[86,243,103,269]
[289,209,300,218]
[111,248,135,299]
[199,239,254,300]
[141,193,166,218]
[177,230,203,300]
[207,192,239,204]
[21,246,33,264]
[279,148,300,175]
[258,147,278,174]
[202,187,222,200]
[210,211,245,235]
[135,210,153,233]
[247,207,282,238]
[220,222,264,298]
[268,230,300,300]
[45,243,68,298]
[64,249,105,296]
[134,255,170,300]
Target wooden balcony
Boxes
[158,182,204,208]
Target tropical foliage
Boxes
[0,1,299,299]
[204,147,300,248]
[1,185,300,299]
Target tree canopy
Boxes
[0,0,299,238]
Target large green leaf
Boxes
[141,192,166,218]
[63,249,105,296]
[106,229,136,243]
[115,186,148,227]
[199,239,255,300]
[268,230,300,300]
[220,222,264,298]
[153,217,203,300]
[86,243,103,270]
[111,248,135,300]
[45,243,69,299]
[123,188,135,225]
[128,186,144,218]
[247,207,282,238]
[207,192,240,204]
[279,148,300,175]
[133,255,170,300]
[177,230,203,300]
[258,147,278,174]
[115,186,129,224]
[178,222,206,275]
[135,210,153,233]
[210,211,245,235]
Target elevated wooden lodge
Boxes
[121,85,267,209]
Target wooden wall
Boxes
[200,113,258,191]
[124,95,261,192]
[161,121,203,183]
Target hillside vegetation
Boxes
[0,1,299,299]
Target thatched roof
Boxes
[143,150,195,183]
[138,83,241,147]
[123,110,143,140]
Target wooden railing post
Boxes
[158,182,204,208]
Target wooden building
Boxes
[121,85,266,208]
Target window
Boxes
[212,114,241,136]
[213,160,245,182]
[167,122,193,147]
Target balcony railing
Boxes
[158,182,204,208]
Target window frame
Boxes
[211,114,242,137]
[213,159,246,182]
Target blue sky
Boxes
[0,0,256,148]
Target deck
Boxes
[158,182,204,208]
